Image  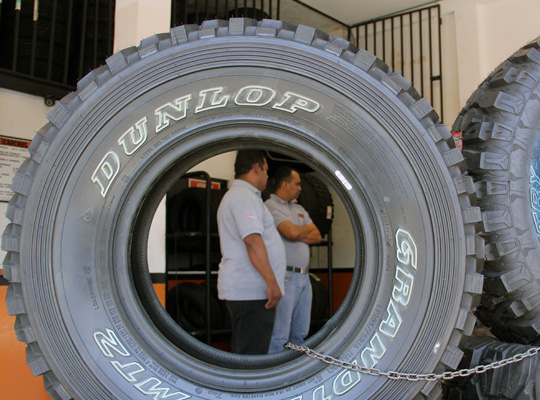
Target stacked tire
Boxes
[3,18,483,399]
[297,174,334,237]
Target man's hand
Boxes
[243,233,282,308]
[265,281,282,309]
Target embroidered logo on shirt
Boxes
[298,213,304,218]
[246,215,258,220]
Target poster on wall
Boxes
[0,136,31,202]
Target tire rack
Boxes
[167,171,214,345]
[311,225,334,327]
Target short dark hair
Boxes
[234,150,266,178]
[273,166,296,190]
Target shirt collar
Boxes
[270,193,289,204]
[232,179,261,196]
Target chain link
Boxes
[284,343,540,382]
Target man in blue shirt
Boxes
[217,150,286,354]
[264,167,322,353]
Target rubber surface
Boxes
[2,18,482,399]
[452,36,540,344]
[297,173,334,237]
[166,282,223,332]
[452,336,540,399]
[167,187,224,234]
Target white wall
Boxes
[441,0,540,123]
[0,89,49,140]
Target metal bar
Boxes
[204,172,212,345]
[30,10,38,76]
[12,2,21,71]
[400,14,403,75]
[180,171,213,344]
[47,0,58,81]
[409,12,414,86]
[93,0,99,69]
[276,0,279,20]
[363,24,367,50]
[108,0,114,55]
[373,22,377,56]
[391,17,395,70]
[419,9,424,95]
[327,226,333,317]
[428,7,433,106]
[0,70,75,98]
[78,0,89,79]
[437,5,443,121]
[62,0,74,85]
[382,19,386,62]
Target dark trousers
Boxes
[226,300,276,354]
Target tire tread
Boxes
[452,35,540,343]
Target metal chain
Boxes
[284,343,540,382]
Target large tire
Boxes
[452,36,540,344]
[3,19,482,399]
[457,336,540,399]
[309,274,329,333]
[166,187,224,234]
[297,173,334,236]
[166,282,223,332]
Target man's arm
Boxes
[277,221,322,245]
[243,233,282,309]
[301,222,322,245]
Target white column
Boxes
[115,0,171,49]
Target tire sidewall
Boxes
[23,36,463,399]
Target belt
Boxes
[286,266,309,274]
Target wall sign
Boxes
[0,136,31,202]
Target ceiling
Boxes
[298,0,438,26]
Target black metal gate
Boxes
[351,5,443,120]
[171,0,280,26]
[0,1,442,117]
[0,0,115,103]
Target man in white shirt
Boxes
[217,150,286,354]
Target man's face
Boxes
[256,159,269,191]
[285,170,302,201]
